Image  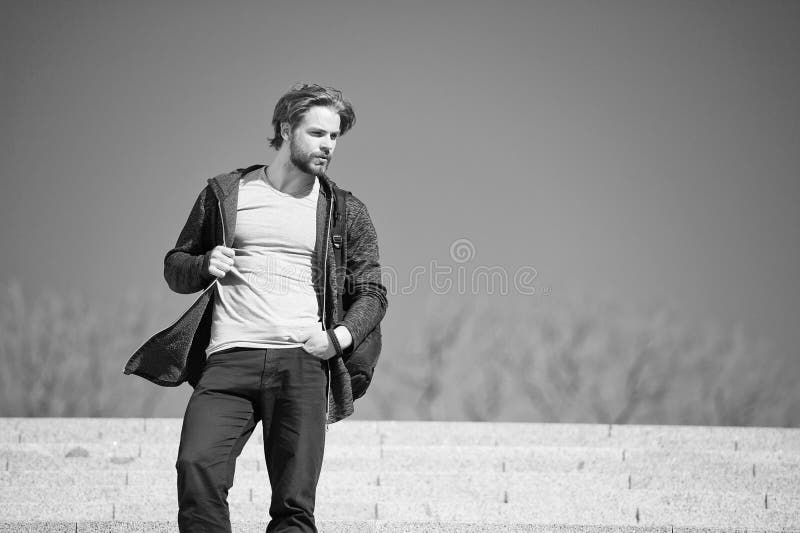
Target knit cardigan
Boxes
[123,164,388,424]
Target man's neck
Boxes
[266,151,315,195]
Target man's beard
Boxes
[289,137,331,177]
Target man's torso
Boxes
[205,165,323,357]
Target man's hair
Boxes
[268,83,356,150]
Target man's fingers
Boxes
[221,248,235,264]
[211,252,235,268]
[209,259,234,277]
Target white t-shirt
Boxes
[205,165,323,357]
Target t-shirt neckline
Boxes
[261,165,317,198]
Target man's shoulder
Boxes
[199,164,263,198]
[345,191,368,213]
[327,177,369,218]
[206,165,259,186]
[342,189,371,223]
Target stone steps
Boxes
[0,418,798,531]
[5,522,788,533]
[4,419,799,450]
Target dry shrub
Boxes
[2,278,797,426]
[362,289,799,426]
[0,278,171,416]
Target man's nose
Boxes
[320,137,334,152]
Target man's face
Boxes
[287,106,341,176]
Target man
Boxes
[123,83,388,532]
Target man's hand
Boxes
[301,327,353,360]
[301,330,338,360]
[205,246,235,278]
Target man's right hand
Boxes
[204,246,235,278]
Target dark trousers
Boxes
[175,346,329,533]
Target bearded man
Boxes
[124,83,388,533]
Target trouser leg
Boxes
[262,347,328,533]
[175,348,262,533]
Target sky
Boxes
[2,0,799,376]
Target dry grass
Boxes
[2,279,798,425]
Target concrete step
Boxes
[3,419,799,452]
[2,466,797,494]
[3,521,795,533]
[1,473,798,507]
[2,480,796,506]
[4,440,797,462]
[1,496,798,528]
[3,444,798,486]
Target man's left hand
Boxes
[301,330,337,360]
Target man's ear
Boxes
[281,122,291,140]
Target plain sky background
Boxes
[2,1,799,385]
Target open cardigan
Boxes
[123,164,388,424]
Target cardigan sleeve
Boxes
[163,185,217,294]
[333,196,388,350]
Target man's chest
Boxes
[232,182,319,253]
